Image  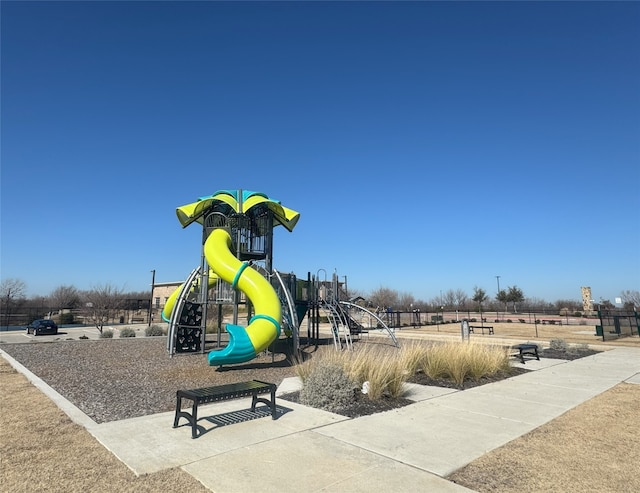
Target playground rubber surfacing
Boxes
[3,343,639,492]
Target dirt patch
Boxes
[447,382,640,492]
[0,357,210,493]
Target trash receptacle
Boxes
[595,325,603,336]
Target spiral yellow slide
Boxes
[204,228,281,366]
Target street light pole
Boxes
[495,275,502,317]
[148,269,155,326]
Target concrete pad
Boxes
[434,387,568,426]
[511,357,567,370]
[276,376,302,395]
[90,398,349,475]
[402,382,459,401]
[183,431,475,493]
[315,400,536,477]
[626,373,640,384]
[463,378,600,409]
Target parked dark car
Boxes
[26,319,58,335]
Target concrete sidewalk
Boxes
[4,347,640,492]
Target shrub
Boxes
[120,328,136,338]
[549,338,568,351]
[299,361,355,413]
[145,324,166,337]
[101,329,114,339]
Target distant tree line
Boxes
[0,279,150,332]
[353,285,640,316]
[2,277,639,331]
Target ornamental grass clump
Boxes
[375,352,407,399]
[421,341,510,387]
[345,345,383,386]
[296,344,413,403]
[421,342,450,380]
[464,343,511,382]
[294,347,343,383]
[397,340,430,377]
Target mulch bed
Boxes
[280,348,600,418]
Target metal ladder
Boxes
[323,299,353,350]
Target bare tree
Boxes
[398,291,416,311]
[620,290,640,310]
[451,289,469,311]
[367,287,399,311]
[49,285,81,313]
[1,278,27,328]
[441,289,456,308]
[555,299,582,314]
[82,284,125,333]
[0,278,26,300]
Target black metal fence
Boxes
[596,310,640,341]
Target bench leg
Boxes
[173,395,182,428]
[174,395,199,439]
[191,401,199,439]
[251,389,277,420]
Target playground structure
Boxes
[304,270,398,350]
[162,189,398,367]
[163,190,301,365]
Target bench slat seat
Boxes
[174,380,277,438]
[468,325,494,335]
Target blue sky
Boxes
[1,1,639,304]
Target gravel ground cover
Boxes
[1,336,599,422]
[0,337,302,423]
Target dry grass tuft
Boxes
[297,339,511,398]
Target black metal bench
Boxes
[511,343,540,364]
[173,380,277,438]
[469,325,494,335]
